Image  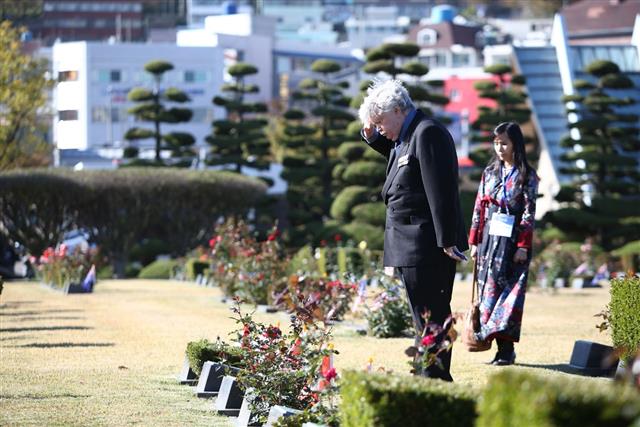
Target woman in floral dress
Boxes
[468,122,538,365]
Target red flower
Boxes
[243,325,251,336]
[323,367,337,381]
[290,338,302,356]
[334,234,342,242]
[264,325,282,339]
[267,229,280,241]
[421,335,436,347]
[320,240,327,247]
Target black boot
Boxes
[491,339,516,366]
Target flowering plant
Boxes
[231,300,337,423]
[234,223,288,305]
[365,272,413,338]
[207,219,251,296]
[405,311,457,375]
[36,244,98,289]
[274,274,357,323]
[207,220,288,305]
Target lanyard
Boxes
[499,164,516,214]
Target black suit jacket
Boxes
[364,110,468,267]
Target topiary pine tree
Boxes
[125,60,194,166]
[329,42,449,250]
[547,60,640,249]
[206,62,270,173]
[469,64,533,173]
[276,59,354,245]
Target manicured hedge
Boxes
[609,276,640,360]
[137,259,179,279]
[340,371,477,427]
[0,168,266,277]
[184,258,209,282]
[477,370,640,427]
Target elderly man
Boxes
[359,79,468,382]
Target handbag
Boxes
[462,258,491,352]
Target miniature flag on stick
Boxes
[82,264,96,292]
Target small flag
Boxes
[351,277,368,313]
[82,264,96,292]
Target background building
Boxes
[51,41,223,158]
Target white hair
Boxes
[358,79,414,125]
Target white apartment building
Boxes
[51,41,223,153]
[177,13,275,104]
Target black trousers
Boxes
[397,252,456,381]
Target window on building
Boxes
[449,88,461,102]
[452,53,470,67]
[59,110,78,121]
[58,70,79,82]
[417,28,437,46]
[110,70,121,82]
[92,106,107,122]
[185,71,207,83]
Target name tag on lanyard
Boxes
[488,212,515,237]
[489,164,516,237]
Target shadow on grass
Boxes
[0,301,42,309]
[3,393,91,400]
[1,326,93,333]
[0,309,83,317]
[517,362,587,376]
[0,334,34,342]
[14,342,115,348]
[12,316,86,322]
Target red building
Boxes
[443,74,499,125]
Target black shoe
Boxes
[492,350,516,366]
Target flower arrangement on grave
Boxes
[185,337,244,376]
[405,311,458,375]
[231,299,338,423]
[36,244,98,289]
[273,274,357,323]
[365,272,413,338]
[207,220,288,305]
[233,223,288,306]
[207,219,251,296]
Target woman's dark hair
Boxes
[488,121,533,186]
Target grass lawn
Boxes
[0,279,613,426]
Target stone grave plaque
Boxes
[569,340,617,376]
[215,375,244,417]
[178,356,198,385]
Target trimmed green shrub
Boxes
[129,239,170,266]
[342,221,384,251]
[330,186,369,221]
[610,276,640,360]
[137,259,179,279]
[342,161,386,186]
[97,265,114,280]
[185,258,209,282]
[351,202,386,227]
[185,338,243,376]
[477,370,640,427]
[125,263,141,279]
[340,371,477,427]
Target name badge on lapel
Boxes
[397,154,409,167]
[488,212,515,237]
